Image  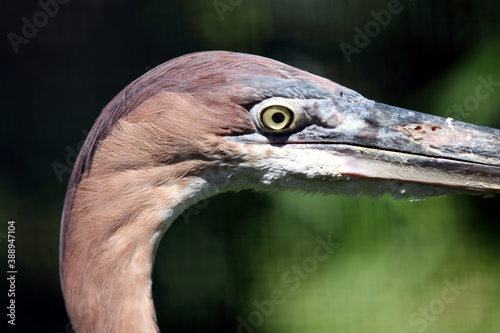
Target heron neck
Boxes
[60,166,213,333]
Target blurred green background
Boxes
[1,0,500,332]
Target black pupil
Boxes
[272,112,285,124]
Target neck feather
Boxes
[60,163,213,332]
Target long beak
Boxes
[290,99,500,194]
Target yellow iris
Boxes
[260,106,293,131]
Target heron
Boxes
[60,51,500,332]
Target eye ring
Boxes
[253,99,300,133]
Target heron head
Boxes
[103,51,499,199]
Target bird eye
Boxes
[250,99,301,134]
[260,106,294,131]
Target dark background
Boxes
[1,0,500,332]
